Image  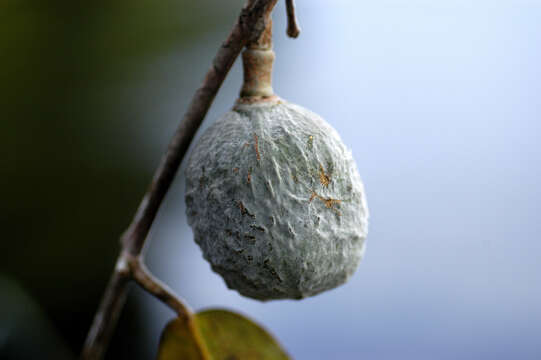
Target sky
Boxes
[131,1,541,358]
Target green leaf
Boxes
[156,309,290,360]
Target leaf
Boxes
[155,316,209,360]
[156,309,290,360]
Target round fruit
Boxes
[185,98,368,300]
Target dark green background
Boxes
[0,1,242,358]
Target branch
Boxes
[285,0,301,38]
[81,1,279,359]
[81,256,131,360]
[122,0,279,257]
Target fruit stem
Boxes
[240,7,276,99]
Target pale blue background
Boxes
[131,1,540,358]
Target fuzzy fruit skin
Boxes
[185,100,368,300]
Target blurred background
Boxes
[1,0,540,359]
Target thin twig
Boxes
[286,0,301,38]
[80,255,131,360]
[130,256,193,320]
[80,1,279,359]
